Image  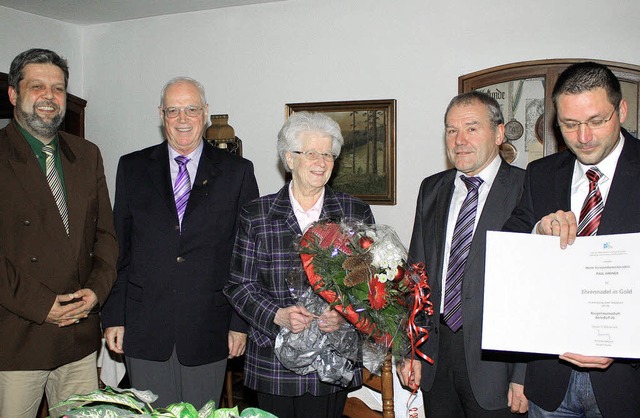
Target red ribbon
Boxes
[406,262,434,365]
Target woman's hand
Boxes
[317,307,345,333]
[274,305,315,333]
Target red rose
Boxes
[359,236,374,249]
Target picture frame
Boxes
[285,99,397,205]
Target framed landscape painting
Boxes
[285,99,397,205]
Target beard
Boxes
[16,96,65,139]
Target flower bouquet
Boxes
[297,220,434,374]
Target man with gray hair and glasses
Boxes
[504,62,640,417]
[0,48,118,417]
[101,76,259,408]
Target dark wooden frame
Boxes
[0,72,86,137]
[286,99,397,205]
[459,59,640,159]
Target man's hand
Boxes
[317,308,345,333]
[45,291,91,327]
[560,353,614,369]
[228,331,247,358]
[507,382,528,414]
[396,358,421,390]
[274,305,315,333]
[536,210,578,249]
[104,326,125,354]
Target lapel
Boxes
[6,123,73,251]
[467,161,511,266]
[320,186,348,221]
[268,183,301,236]
[599,133,640,234]
[184,143,222,219]
[554,152,575,213]
[433,170,456,290]
[58,133,84,255]
[146,142,177,217]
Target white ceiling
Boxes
[0,0,284,25]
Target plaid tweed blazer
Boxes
[225,183,374,396]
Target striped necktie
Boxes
[174,156,191,229]
[42,144,69,235]
[442,175,483,332]
[577,167,604,237]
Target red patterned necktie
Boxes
[577,167,604,237]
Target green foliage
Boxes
[53,387,274,418]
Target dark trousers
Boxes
[126,347,227,410]
[424,324,517,418]
[257,390,348,418]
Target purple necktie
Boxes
[577,167,604,237]
[174,156,191,229]
[442,175,483,332]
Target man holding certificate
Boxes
[504,62,640,417]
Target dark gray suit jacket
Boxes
[503,130,640,417]
[409,159,526,410]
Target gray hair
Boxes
[444,91,504,128]
[552,62,622,109]
[160,76,207,107]
[9,48,69,91]
[277,111,344,172]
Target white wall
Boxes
[2,0,640,245]
[0,6,83,95]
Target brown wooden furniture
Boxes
[343,355,395,418]
[459,59,640,161]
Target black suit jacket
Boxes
[409,159,526,410]
[503,130,640,417]
[101,141,259,366]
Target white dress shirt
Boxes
[440,154,502,311]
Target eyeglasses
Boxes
[291,150,337,162]
[557,109,617,133]
[161,106,205,119]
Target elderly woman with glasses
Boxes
[225,111,374,418]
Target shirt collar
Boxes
[289,182,324,216]
[16,120,59,157]
[455,153,501,189]
[168,140,204,163]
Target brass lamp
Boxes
[205,114,243,156]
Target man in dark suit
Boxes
[398,91,528,417]
[101,77,259,408]
[0,48,118,417]
[503,62,640,417]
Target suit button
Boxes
[89,252,94,257]
[175,225,180,231]
[176,256,185,263]
[30,257,38,263]
[23,220,31,226]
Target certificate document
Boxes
[482,231,639,358]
